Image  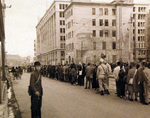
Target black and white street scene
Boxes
[0,0,150,118]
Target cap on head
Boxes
[34,61,41,66]
[100,58,104,63]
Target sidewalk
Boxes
[8,79,22,118]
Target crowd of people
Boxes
[38,57,150,105]
[10,66,23,80]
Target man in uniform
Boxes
[30,61,43,118]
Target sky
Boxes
[5,0,150,57]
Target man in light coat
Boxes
[113,61,121,96]
[97,59,109,95]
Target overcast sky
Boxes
[5,0,150,57]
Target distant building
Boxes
[65,0,135,64]
[36,0,150,64]
[146,10,150,62]
[133,4,150,62]
[36,0,71,65]
[6,54,27,67]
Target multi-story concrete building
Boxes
[36,0,71,65]
[132,4,150,62]
[146,10,150,61]
[65,0,135,64]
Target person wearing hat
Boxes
[29,61,43,118]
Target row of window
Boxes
[59,12,65,17]
[138,14,146,20]
[66,42,116,51]
[138,50,146,56]
[138,22,145,27]
[60,43,65,49]
[60,36,65,41]
[59,4,68,10]
[60,20,65,25]
[137,43,146,48]
[92,19,116,26]
[92,42,116,50]
[92,30,116,37]
[60,28,65,33]
[138,36,145,41]
[92,8,116,16]
[133,7,146,12]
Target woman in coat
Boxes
[127,62,137,101]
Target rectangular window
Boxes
[133,29,135,34]
[112,42,116,49]
[60,20,62,25]
[133,22,135,27]
[138,36,140,41]
[59,4,62,9]
[138,29,140,34]
[133,14,135,19]
[105,30,109,37]
[112,20,116,26]
[99,19,103,26]
[112,9,116,15]
[113,55,116,63]
[92,8,96,15]
[112,30,116,37]
[104,8,108,15]
[102,42,106,50]
[100,30,103,37]
[93,42,96,50]
[93,30,96,37]
[63,20,65,25]
[133,7,135,12]
[99,8,103,15]
[61,51,64,57]
[105,19,109,26]
[59,12,64,17]
[92,19,96,26]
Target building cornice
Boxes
[64,1,135,13]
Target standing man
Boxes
[85,63,92,89]
[97,59,109,95]
[113,61,121,96]
[30,61,43,118]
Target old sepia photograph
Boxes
[0,0,150,118]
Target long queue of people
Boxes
[39,59,150,105]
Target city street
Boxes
[12,73,150,118]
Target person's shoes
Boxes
[85,87,87,89]
[100,91,104,96]
[130,99,133,101]
[135,98,138,101]
[106,90,110,95]
[142,102,149,105]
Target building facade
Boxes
[65,0,135,64]
[36,0,71,65]
[132,4,150,62]
[146,10,150,62]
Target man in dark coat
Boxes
[30,61,43,118]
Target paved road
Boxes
[12,73,150,118]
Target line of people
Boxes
[113,60,150,105]
[40,59,150,105]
